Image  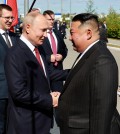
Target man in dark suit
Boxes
[42,10,68,92]
[58,13,119,134]
[99,21,108,45]
[54,20,61,31]
[4,12,68,134]
[42,10,68,93]
[42,10,68,126]
[0,4,18,134]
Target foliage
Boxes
[85,0,96,14]
[106,8,120,39]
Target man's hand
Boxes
[50,92,61,107]
[55,54,63,61]
[51,54,56,62]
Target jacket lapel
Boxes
[18,39,48,79]
[38,46,50,80]
[0,34,8,50]
[44,37,53,52]
[62,42,100,93]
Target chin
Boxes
[73,47,77,51]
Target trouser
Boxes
[0,99,8,134]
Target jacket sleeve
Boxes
[4,49,53,111]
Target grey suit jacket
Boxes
[58,41,119,134]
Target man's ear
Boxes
[26,24,30,34]
[87,29,92,40]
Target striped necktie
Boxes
[3,32,11,48]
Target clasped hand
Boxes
[51,54,63,62]
[50,92,61,107]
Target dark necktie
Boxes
[3,32,11,48]
[49,30,58,66]
[34,47,43,69]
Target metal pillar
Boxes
[24,0,29,16]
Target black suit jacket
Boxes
[4,39,68,134]
[58,41,119,134]
[42,29,68,92]
[0,32,18,99]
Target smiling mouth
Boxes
[6,24,12,26]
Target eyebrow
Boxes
[47,14,54,20]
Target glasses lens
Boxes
[1,16,14,21]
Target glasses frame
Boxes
[0,16,15,21]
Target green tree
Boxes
[85,0,96,14]
[107,7,120,38]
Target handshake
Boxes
[50,92,61,107]
[51,54,63,62]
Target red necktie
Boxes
[34,47,43,68]
[49,30,58,66]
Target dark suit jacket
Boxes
[4,39,68,134]
[58,41,119,134]
[0,32,18,99]
[42,29,68,92]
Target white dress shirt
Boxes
[73,40,99,68]
[20,35,47,76]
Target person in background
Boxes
[58,13,119,134]
[54,20,61,31]
[99,21,108,45]
[103,20,107,30]
[42,10,68,126]
[4,12,68,134]
[42,10,68,93]
[60,21,67,39]
[0,4,18,134]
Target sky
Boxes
[1,0,120,15]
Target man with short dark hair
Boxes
[42,10,68,93]
[58,13,119,134]
[0,4,18,134]
[42,10,68,126]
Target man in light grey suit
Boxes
[58,13,120,134]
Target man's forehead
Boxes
[2,9,12,13]
[70,21,82,30]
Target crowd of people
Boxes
[0,3,120,134]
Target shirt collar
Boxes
[0,29,9,34]
[20,35,35,52]
[80,40,99,59]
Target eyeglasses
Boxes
[0,16,15,21]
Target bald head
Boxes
[22,12,47,31]
[22,12,48,46]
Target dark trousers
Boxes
[0,99,8,134]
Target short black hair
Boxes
[0,4,12,16]
[72,13,99,25]
[43,10,54,16]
